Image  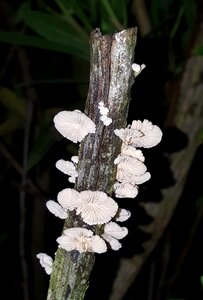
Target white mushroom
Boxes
[114,155,147,176]
[132,63,146,78]
[76,191,118,225]
[56,227,107,253]
[104,221,128,239]
[114,182,138,198]
[121,145,145,162]
[102,233,122,251]
[114,208,131,222]
[100,115,112,126]
[90,235,107,254]
[53,110,96,143]
[71,156,79,164]
[130,119,162,148]
[46,200,68,219]
[57,188,79,211]
[55,159,78,178]
[114,119,162,148]
[36,253,53,275]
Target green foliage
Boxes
[0,0,130,59]
[0,30,89,59]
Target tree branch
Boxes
[47,27,137,300]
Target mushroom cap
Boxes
[102,233,122,251]
[130,119,162,148]
[36,253,53,275]
[114,119,162,148]
[76,191,118,225]
[56,159,78,177]
[115,155,147,176]
[54,110,96,143]
[46,200,68,219]
[121,145,145,162]
[57,188,79,211]
[114,182,138,198]
[104,222,128,240]
[116,169,151,185]
[57,227,107,253]
[114,208,131,222]
[90,235,107,253]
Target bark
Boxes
[109,22,203,300]
[47,27,137,300]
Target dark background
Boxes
[0,1,203,300]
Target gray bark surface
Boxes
[47,27,137,300]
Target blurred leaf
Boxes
[55,0,92,31]
[110,0,129,27]
[100,0,124,32]
[0,30,89,60]
[0,87,26,135]
[18,9,89,59]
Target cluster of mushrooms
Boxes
[37,66,162,275]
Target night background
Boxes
[0,0,203,300]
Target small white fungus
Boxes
[56,227,107,253]
[36,253,53,275]
[98,101,112,126]
[76,191,118,225]
[57,188,79,211]
[114,182,138,198]
[130,119,163,148]
[100,115,112,126]
[102,233,122,251]
[46,200,68,219]
[121,145,145,162]
[56,159,78,177]
[90,235,108,254]
[132,63,146,78]
[53,110,96,143]
[104,221,128,240]
[71,156,79,164]
[115,208,131,222]
[115,155,147,177]
[114,120,162,148]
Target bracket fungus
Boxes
[36,253,53,275]
[57,188,79,211]
[114,182,139,198]
[56,227,107,254]
[114,208,131,222]
[54,110,96,143]
[56,159,78,183]
[114,119,162,148]
[76,191,118,225]
[46,200,68,219]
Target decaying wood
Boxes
[109,23,203,300]
[47,27,137,300]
